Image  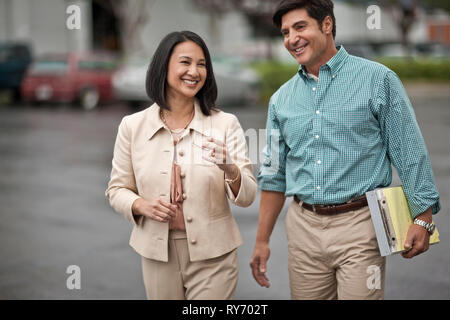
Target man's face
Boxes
[281,8,329,68]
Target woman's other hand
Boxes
[132,198,177,223]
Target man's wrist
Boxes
[415,207,432,223]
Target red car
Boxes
[21,52,117,110]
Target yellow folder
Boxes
[366,186,439,256]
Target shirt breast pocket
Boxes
[329,106,373,138]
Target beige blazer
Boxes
[105,101,257,262]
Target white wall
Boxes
[0,0,92,55]
[138,0,251,57]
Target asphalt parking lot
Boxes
[0,82,449,299]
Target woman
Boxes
[105,31,257,300]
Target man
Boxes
[250,0,441,300]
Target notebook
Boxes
[366,186,439,256]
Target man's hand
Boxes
[402,207,432,259]
[250,190,285,288]
[250,242,271,288]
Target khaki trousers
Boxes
[141,230,238,300]
[285,200,386,300]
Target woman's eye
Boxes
[181,61,190,65]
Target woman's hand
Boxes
[201,137,237,178]
[132,198,177,223]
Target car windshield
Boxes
[0,45,12,62]
[78,60,116,71]
[30,60,68,74]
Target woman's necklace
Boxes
[160,108,195,143]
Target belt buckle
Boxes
[312,205,317,213]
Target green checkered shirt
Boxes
[258,46,441,218]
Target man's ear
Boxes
[321,16,333,36]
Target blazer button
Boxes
[182,193,187,200]
[179,150,184,157]
[186,216,193,222]
[190,239,197,245]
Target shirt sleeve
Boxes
[377,70,441,218]
[257,99,288,193]
[224,114,257,207]
[105,117,143,226]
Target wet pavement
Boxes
[0,83,449,299]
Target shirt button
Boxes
[316,110,320,115]
[312,87,316,91]
[315,135,320,139]
[182,193,187,200]
[179,150,184,157]
[180,172,186,178]
[186,216,193,222]
[316,186,321,190]
[317,160,322,165]
[190,239,197,245]
[332,75,336,78]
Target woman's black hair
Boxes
[146,31,217,116]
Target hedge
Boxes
[252,58,450,104]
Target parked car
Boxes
[112,56,260,108]
[0,42,32,101]
[21,52,118,110]
[112,57,150,108]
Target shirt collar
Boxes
[146,99,207,140]
[297,45,349,79]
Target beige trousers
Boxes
[141,230,238,300]
[285,200,386,300]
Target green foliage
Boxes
[376,58,450,81]
[251,61,299,103]
[252,58,450,104]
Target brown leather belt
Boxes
[294,195,368,215]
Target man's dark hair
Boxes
[146,31,217,115]
[272,0,336,39]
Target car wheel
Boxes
[80,87,99,110]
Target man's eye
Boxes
[181,61,190,65]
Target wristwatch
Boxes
[413,218,436,235]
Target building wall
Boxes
[0,0,92,56]
[1,0,444,59]
[137,0,251,57]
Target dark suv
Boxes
[0,42,32,101]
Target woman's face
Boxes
[166,41,207,101]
